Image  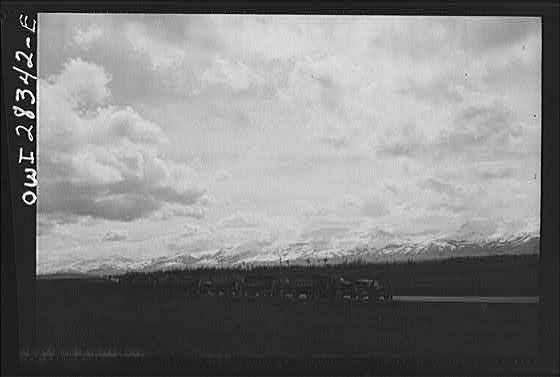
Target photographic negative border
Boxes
[1,5,38,372]
[1,1,558,375]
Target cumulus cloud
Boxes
[47,58,112,110]
[39,58,208,224]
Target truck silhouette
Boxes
[118,271,393,302]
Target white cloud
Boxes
[47,58,111,110]
[39,58,208,223]
[125,21,187,70]
[201,57,264,91]
[73,24,102,49]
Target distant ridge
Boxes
[37,231,539,276]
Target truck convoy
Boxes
[117,271,393,302]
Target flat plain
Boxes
[33,255,539,359]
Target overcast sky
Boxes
[37,15,541,271]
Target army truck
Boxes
[179,277,201,296]
[120,272,158,288]
[275,277,291,297]
[354,277,393,302]
[310,273,338,299]
[241,274,277,297]
[207,275,243,296]
[335,278,356,300]
[285,277,316,299]
[198,279,214,295]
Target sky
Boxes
[37,15,541,272]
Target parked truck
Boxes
[354,276,393,302]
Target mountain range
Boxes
[38,230,540,276]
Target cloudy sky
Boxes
[37,15,541,272]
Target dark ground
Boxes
[32,255,539,359]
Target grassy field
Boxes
[114,253,539,296]
[33,255,539,359]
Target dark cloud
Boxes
[39,14,218,104]
[385,184,399,194]
[429,202,470,214]
[76,40,201,105]
[369,20,446,60]
[167,238,217,255]
[37,212,81,231]
[437,103,524,159]
[312,73,337,90]
[361,199,390,218]
[102,230,127,242]
[148,186,204,206]
[199,100,254,130]
[170,206,206,220]
[376,122,428,159]
[220,214,260,228]
[40,178,205,223]
[377,142,426,159]
[167,241,186,253]
[399,79,463,105]
[180,226,200,238]
[477,167,516,180]
[319,135,351,149]
[40,182,156,222]
[117,14,223,53]
[379,102,527,163]
[37,216,57,236]
[300,226,350,241]
[448,104,511,145]
[124,14,189,44]
[371,17,539,61]
[454,18,540,52]
[418,178,459,197]
[454,219,499,239]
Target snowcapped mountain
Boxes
[39,230,540,276]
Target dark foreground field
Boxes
[34,279,538,359]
